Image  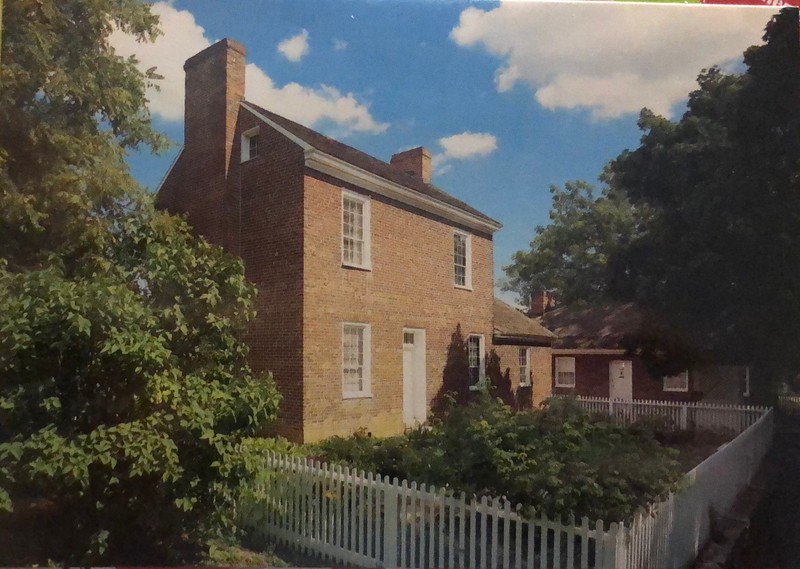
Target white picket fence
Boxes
[239,453,624,568]
[620,408,773,568]
[571,396,769,434]
[238,404,774,569]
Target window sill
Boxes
[555,384,575,389]
[342,262,372,272]
[454,284,473,291]
[343,391,373,400]
[663,388,689,393]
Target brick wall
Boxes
[228,111,307,441]
[490,344,553,409]
[300,170,495,442]
[551,353,698,401]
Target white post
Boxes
[680,406,688,430]
[384,477,399,568]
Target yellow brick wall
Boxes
[301,171,495,442]
[489,344,553,409]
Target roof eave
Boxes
[305,148,502,235]
[493,333,555,347]
[241,101,502,235]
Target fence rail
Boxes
[570,396,769,434]
[239,401,774,569]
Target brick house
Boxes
[537,298,751,403]
[156,39,552,442]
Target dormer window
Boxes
[241,127,260,162]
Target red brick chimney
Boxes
[183,38,246,177]
[390,147,431,183]
[530,291,556,317]
[157,39,246,250]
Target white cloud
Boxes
[432,131,498,174]
[110,2,209,121]
[333,38,349,51]
[438,132,498,159]
[246,64,389,135]
[110,3,386,134]
[278,29,310,62]
[451,3,773,120]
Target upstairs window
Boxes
[519,348,531,387]
[555,357,576,388]
[468,334,485,390]
[342,323,371,398]
[453,231,472,289]
[341,191,371,269]
[663,370,689,392]
[241,127,260,162]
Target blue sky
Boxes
[117,0,779,304]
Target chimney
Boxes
[530,291,556,317]
[183,38,246,175]
[390,147,431,183]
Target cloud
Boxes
[246,64,388,135]
[109,2,209,121]
[278,29,310,62]
[110,2,387,134]
[333,38,349,51]
[451,2,772,120]
[432,131,498,174]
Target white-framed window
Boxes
[341,190,371,270]
[519,348,531,387]
[342,323,372,398]
[453,231,472,289]
[555,357,576,388]
[663,370,689,392]
[241,127,260,162]
[467,334,485,390]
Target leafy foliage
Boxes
[0,0,282,564]
[313,396,682,522]
[503,181,640,306]
[605,8,800,384]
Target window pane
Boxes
[343,197,366,266]
[454,233,468,286]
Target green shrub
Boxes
[312,395,682,522]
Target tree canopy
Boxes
[605,8,800,381]
[503,180,640,306]
[0,1,281,563]
[505,8,799,387]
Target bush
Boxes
[313,395,682,522]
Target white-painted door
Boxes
[609,360,633,401]
[402,329,427,426]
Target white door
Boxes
[402,329,427,426]
[609,360,633,401]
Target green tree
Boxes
[0,1,281,563]
[503,180,640,305]
[605,8,800,387]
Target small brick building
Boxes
[538,301,748,402]
[156,39,552,442]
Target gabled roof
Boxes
[493,299,556,346]
[241,101,501,231]
[539,302,644,349]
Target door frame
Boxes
[402,328,427,426]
